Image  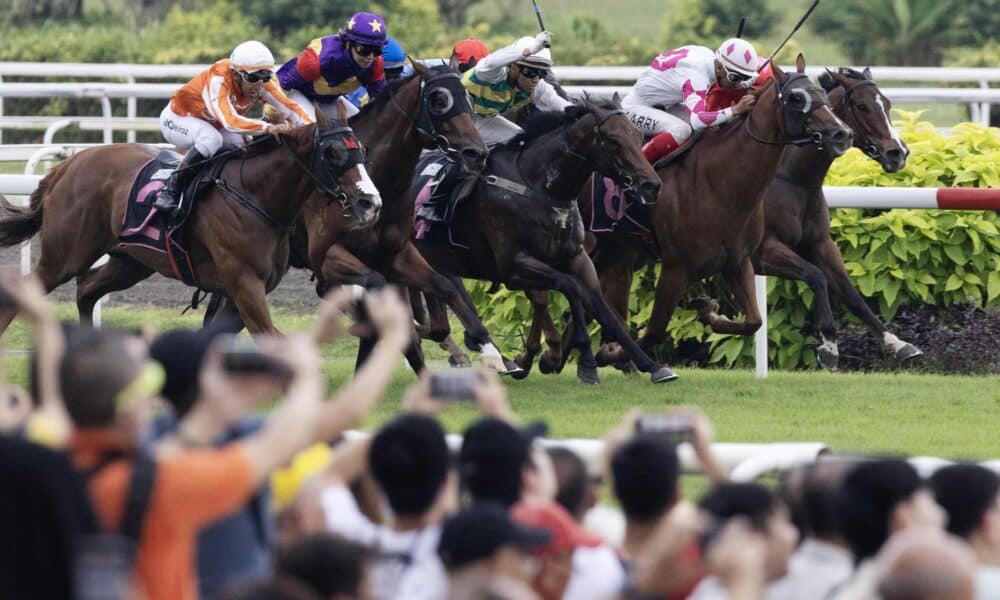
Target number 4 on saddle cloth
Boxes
[116,150,229,287]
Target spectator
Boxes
[929,464,1000,598]
[770,460,855,599]
[220,576,325,600]
[276,533,374,599]
[688,483,799,599]
[437,502,550,598]
[547,446,596,522]
[831,459,946,600]
[876,528,977,600]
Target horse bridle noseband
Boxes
[389,71,472,158]
[280,125,367,217]
[745,73,832,148]
[838,77,887,160]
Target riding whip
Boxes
[763,0,822,66]
[530,0,551,47]
[736,16,747,38]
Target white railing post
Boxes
[755,275,768,379]
[126,75,137,143]
[979,79,992,127]
[99,96,112,144]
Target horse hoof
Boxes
[595,342,625,367]
[816,340,839,371]
[577,365,601,385]
[538,351,561,375]
[501,357,525,377]
[650,366,678,384]
[896,343,924,362]
[691,297,719,315]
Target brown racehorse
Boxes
[753,67,922,369]
[206,62,499,373]
[412,98,676,385]
[0,109,376,335]
[516,56,854,373]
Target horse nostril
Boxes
[833,129,853,145]
[461,147,486,168]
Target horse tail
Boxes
[0,159,71,247]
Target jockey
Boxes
[155,40,313,216]
[276,11,389,121]
[345,36,412,109]
[622,38,760,164]
[461,31,573,146]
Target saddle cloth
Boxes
[589,175,659,255]
[411,150,473,249]
[116,150,217,287]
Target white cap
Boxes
[230,40,275,72]
[715,38,759,77]
[513,36,553,68]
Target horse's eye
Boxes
[857,103,869,113]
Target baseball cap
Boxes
[438,502,551,570]
[511,500,603,556]
[452,38,489,69]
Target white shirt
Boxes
[978,565,1000,600]
[626,45,734,131]
[563,544,626,600]
[321,486,448,600]
[768,539,854,600]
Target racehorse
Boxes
[753,67,922,368]
[207,62,501,373]
[0,109,376,336]
[412,97,677,384]
[516,56,854,373]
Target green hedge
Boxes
[467,111,1000,369]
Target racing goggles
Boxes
[724,68,754,86]
[517,66,547,80]
[352,44,383,58]
[240,69,273,84]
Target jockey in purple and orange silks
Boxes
[276,11,389,121]
[622,38,761,164]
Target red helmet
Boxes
[452,38,489,71]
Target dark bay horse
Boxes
[753,67,922,368]
[209,62,502,372]
[520,56,855,371]
[0,110,375,335]
[412,99,676,385]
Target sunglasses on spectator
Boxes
[239,70,273,84]
[518,66,547,80]
[724,69,753,84]
[352,44,382,58]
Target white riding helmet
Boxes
[230,40,275,72]
[512,36,553,68]
[715,38,759,78]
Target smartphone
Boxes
[429,370,482,401]
[217,336,290,380]
[634,413,695,444]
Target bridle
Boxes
[389,70,473,158]
[279,124,368,219]
[563,108,644,199]
[745,73,832,148]
[836,76,888,160]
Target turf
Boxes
[4,303,998,463]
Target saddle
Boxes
[116,150,228,287]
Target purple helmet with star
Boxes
[342,12,389,47]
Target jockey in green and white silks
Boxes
[461,31,572,146]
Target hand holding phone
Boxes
[429,370,483,402]
[634,413,695,444]
[216,336,291,380]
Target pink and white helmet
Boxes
[230,41,275,72]
[715,38,759,78]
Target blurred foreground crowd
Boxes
[0,270,998,600]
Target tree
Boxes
[811,0,960,66]
[661,0,780,50]
[436,0,486,27]
[242,0,368,38]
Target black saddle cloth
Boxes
[588,175,659,255]
[411,151,471,248]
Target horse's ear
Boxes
[411,57,430,78]
[771,61,788,84]
[795,53,806,74]
[862,67,873,80]
[611,91,622,107]
[448,53,461,73]
[314,102,330,129]
[818,68,837,92]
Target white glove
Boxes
[535,30,553,48]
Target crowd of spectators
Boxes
[0,268,998,600]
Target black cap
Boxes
[459,418,547,473]
[437,502,550,570]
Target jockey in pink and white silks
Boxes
[622,38,761,164]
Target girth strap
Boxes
[483,174,529,196]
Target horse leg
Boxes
[634,264,690,362]
[595,259,636,368]
[201,294,247,334]
[0,244,92,335]
[75,255,154,325]
[388,243,513,374]
[757,235,840,369]
[506,254,601,385]
[697,258,763,336]
[515,290,564,378]
[218,270,279,335]
[812,237,922,362]
[567,250,676,383]
[426,293,472,367]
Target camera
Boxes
[216,336,291,380]
[429,370,482,401]
[634,413,695,444]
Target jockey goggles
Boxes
[723,68,753,85]
[352,43,383,58]
[239,69,273,84]
[517,65,547,80]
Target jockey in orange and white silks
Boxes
[155,41,312,215]
[622,38,761,164]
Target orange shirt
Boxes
[71,430,256,600]
[170,58,312,134]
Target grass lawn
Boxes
[4,304,999,464]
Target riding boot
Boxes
[642,132,681,165]
[154,148,205,217]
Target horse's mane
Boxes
[497,99,621,150]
